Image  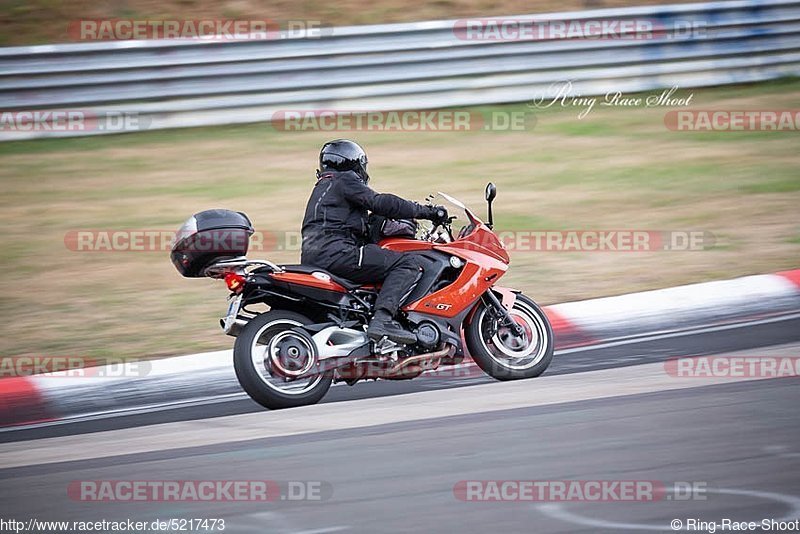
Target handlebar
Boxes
[421,216,456,243]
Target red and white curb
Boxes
[2,269,798,428]
[549,269,800,344]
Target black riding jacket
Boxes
[300,170,427,267]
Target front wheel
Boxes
[233,310,333,409]
[465,293,554,380]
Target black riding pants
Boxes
[326,244,424,316]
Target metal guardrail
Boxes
[1,0,799,139]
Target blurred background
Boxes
[0,0,798,365]
[2,0,703,46]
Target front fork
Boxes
[482,288,524,337]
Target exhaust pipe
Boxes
[384,345,454,378]
[221,318,248,337]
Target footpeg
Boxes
[373,336,400,355]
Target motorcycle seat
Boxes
[280,264,362,291]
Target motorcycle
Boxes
[170,183,554,409]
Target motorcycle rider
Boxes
[300,139,447,344]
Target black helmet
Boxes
[319,139,369,183]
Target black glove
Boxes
[420,205,449,225]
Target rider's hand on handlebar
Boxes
[423,205,449,226]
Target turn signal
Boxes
[224,272,246,294]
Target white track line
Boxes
[557,311,800,354]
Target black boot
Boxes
[367,310,417,345]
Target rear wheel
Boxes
[465,293,554,380]
[233,310,333,409]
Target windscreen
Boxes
[435,192,480,239]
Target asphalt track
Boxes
[0,317,798,533]
[3,314,798,441]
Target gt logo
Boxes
[435,303,452,310]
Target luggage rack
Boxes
[202,257,284,278]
